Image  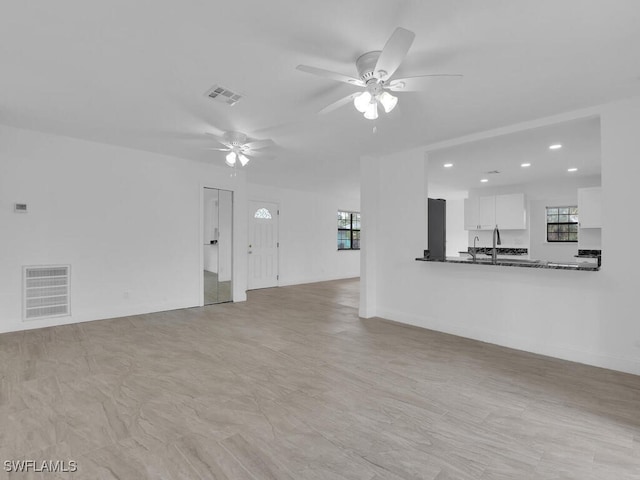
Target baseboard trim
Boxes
[0,300,199,335]
[376,307,640,377]
[278,274,360,287]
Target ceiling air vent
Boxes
[23,265,70,320]
[205,84,243,106]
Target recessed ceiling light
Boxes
[521,163,531,167]
[480,178,489,183]
[567,167,578,172]
[443,163,453,168]
[549,144,562,150]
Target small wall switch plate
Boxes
[14,203,28,213]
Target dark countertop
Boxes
[574,249,602,266]
[459,247,528,256]
[577,249,601,257]
[416,256,600,271]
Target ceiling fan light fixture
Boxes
[378,91,398,113]
[225,151,237,167]
[364,101,378,120]
[297,27,462,120]
[354,91,372,113]
[238,153,250,166]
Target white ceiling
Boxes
[427,116,601,197]
[1,1,639,192]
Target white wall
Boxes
[529,199,575,261]
[361,96,640,375]
[0,124,248,334]
[526,176,601,260]
[247,183,360,286]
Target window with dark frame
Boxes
[546,206,578,242]
[337,211,360,250]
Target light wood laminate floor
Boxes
[1,278,639,479]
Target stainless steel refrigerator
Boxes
[428,198,446,260]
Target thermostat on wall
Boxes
[14,203,28,213]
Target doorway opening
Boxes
[203,188,233,305]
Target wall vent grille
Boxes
[205,84,243,106]
[23,265,70,320]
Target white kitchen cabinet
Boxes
[464,197,479,230]
[495,193,526,229]
[578,187,602,228]
[478,196,496,229]
[464,196,496,230]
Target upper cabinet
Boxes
[463,197,479,230]
[495,193,527,229]
[578,187,602,228]
[465,193,526,230]
[464,196,495,230]
[478,196,496,229]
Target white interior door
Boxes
[248,201,279,290]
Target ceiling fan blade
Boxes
[208,148,231,151]
[244,150,274,159]
[296,65,364,87]
[319,92,361,115]
[205,132,229,147]
[244,138,275,150]
[388,74,464,92]
[374,27,415,80]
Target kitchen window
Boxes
[338,211,360,250]
[546,206,578,242]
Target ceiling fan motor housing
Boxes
[223,131,248,147]
[356,51,383,83]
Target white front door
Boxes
[248,201,279,290]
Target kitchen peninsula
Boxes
[415,255,599,271]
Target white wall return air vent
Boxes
[23,265,71,321]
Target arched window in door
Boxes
[254,208,272,219]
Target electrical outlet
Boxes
[123,291,130,299]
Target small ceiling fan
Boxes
[206,131,275,167]
[296,27,462,119]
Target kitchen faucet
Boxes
[491,225,502,264]
[470,235,480,262]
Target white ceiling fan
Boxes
[206,131,275,167]
[296,27,462,119]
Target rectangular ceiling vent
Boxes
[204,84,243,106]
[23,265,70,321]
